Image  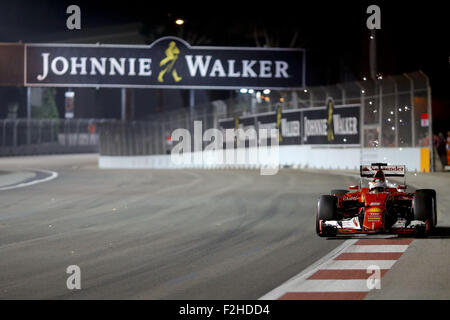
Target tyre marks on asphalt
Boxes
[260,238,414,300]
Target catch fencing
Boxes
[0,119,105,156]
[0,71,433,169]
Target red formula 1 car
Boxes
[316,163,437,237]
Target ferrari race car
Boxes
[316,163,437,237]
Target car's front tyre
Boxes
[415,189,437,228]
[412,193,433,236]
[316,195,338,237]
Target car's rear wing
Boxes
[360,163,406,177]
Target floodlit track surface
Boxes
[0,154,449,299]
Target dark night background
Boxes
[0,0,448,130]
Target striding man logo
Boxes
[327,98,335,142]
[276,106,283,142]
[158,41,182,83]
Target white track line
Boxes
[0,169,58,191]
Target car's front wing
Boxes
[319,217,430,236]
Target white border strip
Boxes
[0,169,58,191]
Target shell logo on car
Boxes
[367,207,382,214]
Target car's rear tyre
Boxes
[415,189,437,227]
[330,189,348,198]
[316,195,338,236]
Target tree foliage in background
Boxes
[32,88,59,119]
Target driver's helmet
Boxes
[369,170,388,192]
